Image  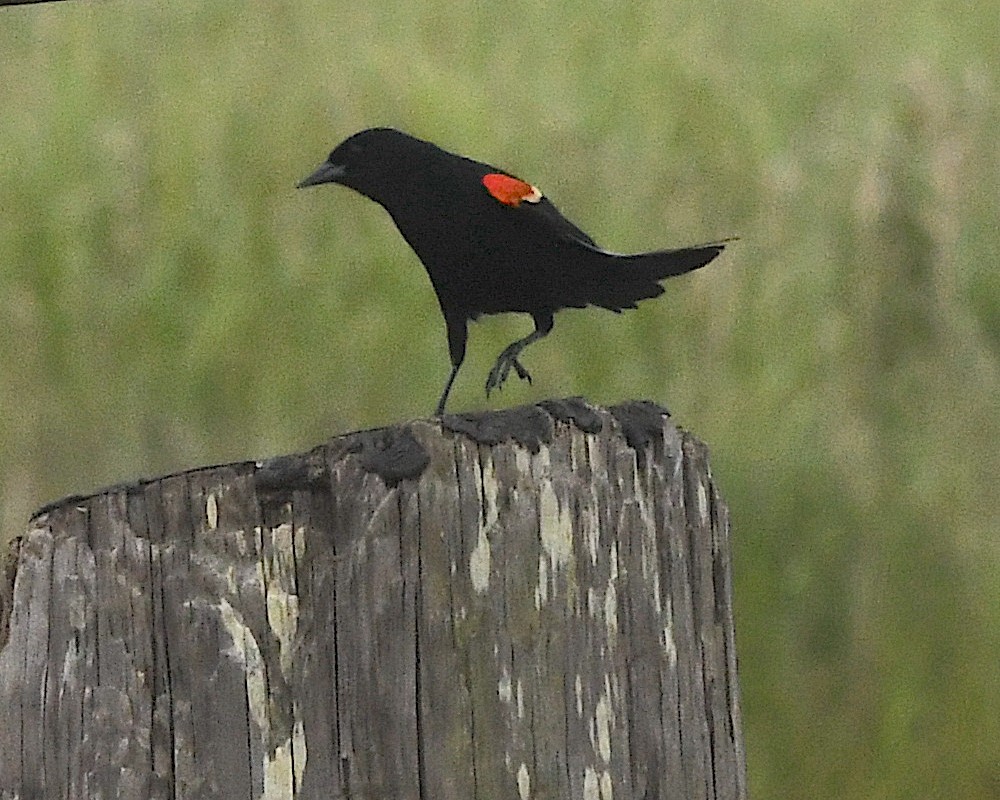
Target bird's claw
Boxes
[485,352,532,396]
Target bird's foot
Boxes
[485,348,532,396]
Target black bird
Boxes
[298,128,728,415]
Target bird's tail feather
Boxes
[583,239,732,312]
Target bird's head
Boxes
[297,127,432,204]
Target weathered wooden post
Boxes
[0,399,746,800]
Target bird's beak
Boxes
[297,161,346,189]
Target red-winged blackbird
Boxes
[299,128,728,415]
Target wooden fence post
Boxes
[0,399,746,800]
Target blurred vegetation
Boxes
[1,0,998,797]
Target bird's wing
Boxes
[478,170,599,248]
[524,196,599,249]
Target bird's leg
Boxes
[485,311,554,397]
[436,362,461,416]
[436,315,468,415]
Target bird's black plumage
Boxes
[298,127,727,415]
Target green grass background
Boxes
[1,0,998,796]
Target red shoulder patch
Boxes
[482,173,543,207]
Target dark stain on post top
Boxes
[609,400,672,452]
[350,399,669,487]
[349,427,432,488]
[441,405,555,454]
[30,399,675,513]
[538,397,605,434]
[255,450,329,494]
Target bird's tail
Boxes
[583,239,733,312]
